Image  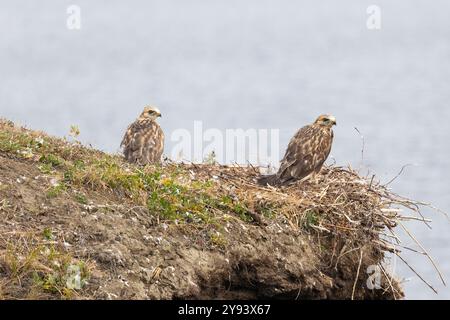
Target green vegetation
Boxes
[74,193,88,204]
[42,228,53,240]
[0,122,259,227]
[209,232,227,248]
[46,184,67,198]
[2,234,90,299]
[1,119,420,300]
[304,209,320,230]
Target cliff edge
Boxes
[0,119,413,299]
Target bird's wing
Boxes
[277,125,324,182]
[313,129,333,172]
[121,119,154,151]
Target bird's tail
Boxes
[256,174,280,187]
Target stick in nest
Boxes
[398,221,446,286]
[394,253,438,294]
[351,248,364,300]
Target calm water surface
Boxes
[0,0,449,299]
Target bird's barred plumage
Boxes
[121,106,164,165]
[258,114,336,186]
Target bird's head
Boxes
[140,106,162,120]
[314,114,337,127]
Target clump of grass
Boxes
[0,130,35,154]
[0,120,254,226]
[303,209,320,230]
[74,193,88,205]
[32,251,90,298]
[38,163,54,174]
[63,160,85,183]
[38,154,63,174]
[258,204,277,219]
[39,154,62,167]
[233,203,254,223]
[1,119,444,298]
[1,233,90,299]
[46,184,67,198]
[43,228,53,240]
[147,176,218,223]
[209,232,227,248]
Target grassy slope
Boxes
[0,119,405,299]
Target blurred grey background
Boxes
[0,0,449,299]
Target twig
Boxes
[368,174,375,191]
[423,203,450,221]
[353,127,365,166]
[398,221,446,286]
[247,161,259,174]
[379,263,399,300]
[384,164,414,187]
[351,248,364,300]
[393,243,425,255]
[397,216,432,223]
[395,253,438,294]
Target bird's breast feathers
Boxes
[121,119,164,149]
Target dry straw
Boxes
[183,161,448,297]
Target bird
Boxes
[120,106,164,165]
[257,114,336,186]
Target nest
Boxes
[179,162,447,298]
[1,118,446,299]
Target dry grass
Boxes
[0,118,446,299]
[175,156,448,296]
[0,230,91,299]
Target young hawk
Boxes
[258,114,336,186]
[120,106,164,165]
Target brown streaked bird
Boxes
[258,114,336,186]
[120,106,164,165]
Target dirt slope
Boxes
[0,119,405,299]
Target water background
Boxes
[1,0,449,299]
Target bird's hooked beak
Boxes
[329,116,337,126]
